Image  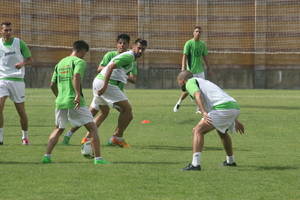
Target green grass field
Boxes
[0,89,299,200]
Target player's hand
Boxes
[97,85,107,96]
[15,62,25,69]
[74,95,80,110]
[235,120,245,134]
[202,112,212,125]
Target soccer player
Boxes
[177,71,244,171]
[0,21,32,145]
[42,40,109,165]
[173,26,210,113]
[62,34,138,145]
[90,38,147,148]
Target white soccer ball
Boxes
[81,140,94,158]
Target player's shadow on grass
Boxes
[138,145,250,152]
[237,165,299,171]
[113,161,182,165]
[0,161,89,165]
[255,165,299,171]
[138,145,229,151]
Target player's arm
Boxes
[194,91,212,124]
[127,62,138,84]
[181,54,188,71]
[50,82,58,97]
[235,119,245,134]
[203,55,209,70]
[16,40,33,69]
[97,65,105,73]
[181,41,190,71]
[97,52,112,73]
[50,66,58,97]
[97,62,116,95]
[72,73,81,109]
[127,74,137,84]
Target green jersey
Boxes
[99,51,137,76]
[183,39,208,74]
[51,56,87,109]
[97,51,135,83]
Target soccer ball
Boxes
[81,140,94,159]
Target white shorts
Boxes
[55,106,94,129]
[193,72,205,79]
[208,109,240,134]
[0,80,25,103]
[91,78,128,110]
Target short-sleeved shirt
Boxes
[183,39,208,74]
[99,51,137,76]
[51,56,87,109]
[186,77,239,112]
[97,50,135,84]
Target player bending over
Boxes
[177,70,244,171]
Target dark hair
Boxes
[1,21,12,26]
[73,40,89,52]
[194,26,202,30]
[134,38,147,47]
[117,34,130,43]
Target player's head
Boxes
[116,34,130,53]
[72,40,89,58]
[132,38,147,58]
[193,26,202,40]
[177,70,193,91]
[0,21,13,40]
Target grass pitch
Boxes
[0,89,299,200]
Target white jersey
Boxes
[193,78,237,112]
[0,38,25,79]
[100,51,135,84]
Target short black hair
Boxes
[73,40,89,52]
[1,21,12,26]
[117,34,130,43]
[134,38,147,47]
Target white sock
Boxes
[176,99,182,105]
[0,128,3,142]
[44,154,51,157]
[22,130,28,139]
[94,157,103,160]
[192,152,201,167]
[226,155,235,164]
[66,130,74,137]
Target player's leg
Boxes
[94,105,110,127]
[0,96,8,145]
[14,102,29,144]
[63,98,101,145]
[11,81,29,144]
[217,131,236,166]
[173,91,189,112]
[108,100,132,147]
[84,121,109,164]
[42,109,68,163]
[182,119,214,171]
[81,95,110,143]
[42,127,65,163]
